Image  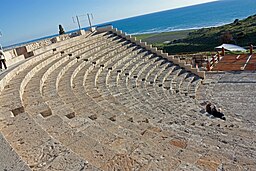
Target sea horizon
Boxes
[3,0,256,49]
[107,0,255,35]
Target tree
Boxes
[233,19,240,26]
[233,19,239,24]
[221,31,234,44]
[59,24,65,35]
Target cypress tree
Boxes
[59,24,65,35]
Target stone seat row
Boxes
[0,31,188,170]
[75,32,254,169]
[21,31,212,170]
[22,32,160,170]
[1,30,255,170]
[0,31,108,118]
[0,31,122,170]
[95,43,255,169]
[50,31,230,170]
[83,37,231,139]
[23,33,117,118]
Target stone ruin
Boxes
[0,26,255,170]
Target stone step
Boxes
[1,112,98,170]
[0,32,105,116]
[2,29,254,170]
[61,44,208,166]
[0,132,31,171]
[0,53,59,116]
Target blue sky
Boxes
[0,0,217,46]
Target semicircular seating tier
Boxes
[0,28,255,171]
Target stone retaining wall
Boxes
[3,49,25,66]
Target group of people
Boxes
[206,102,226,120]
[0,50,7,71]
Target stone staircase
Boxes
[0,28,255,171]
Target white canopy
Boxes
[215,44,247,52]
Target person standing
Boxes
[0,50,7,71]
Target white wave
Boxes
[129,21,231,35]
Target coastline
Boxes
[130,21,230,36]
[134,13,256,54]
[131,20,237,45]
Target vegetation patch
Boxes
[134,14,256,54]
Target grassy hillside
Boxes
[134,30,192,44]
[135,14,256,54]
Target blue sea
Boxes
[105,0,256,35]
[4,0,256,49]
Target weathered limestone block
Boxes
[45,99,75,118]
[25,102,52,118]
[101,154,140,171]
[0,133,31,171]
[77,29,87,35]
[83,125,117,145]
[176,162,202,171]
[1,113,95,170]
[68,137,115,168]
[0,89,24,116]
[43,150,100,171]
[170,139,187,149]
